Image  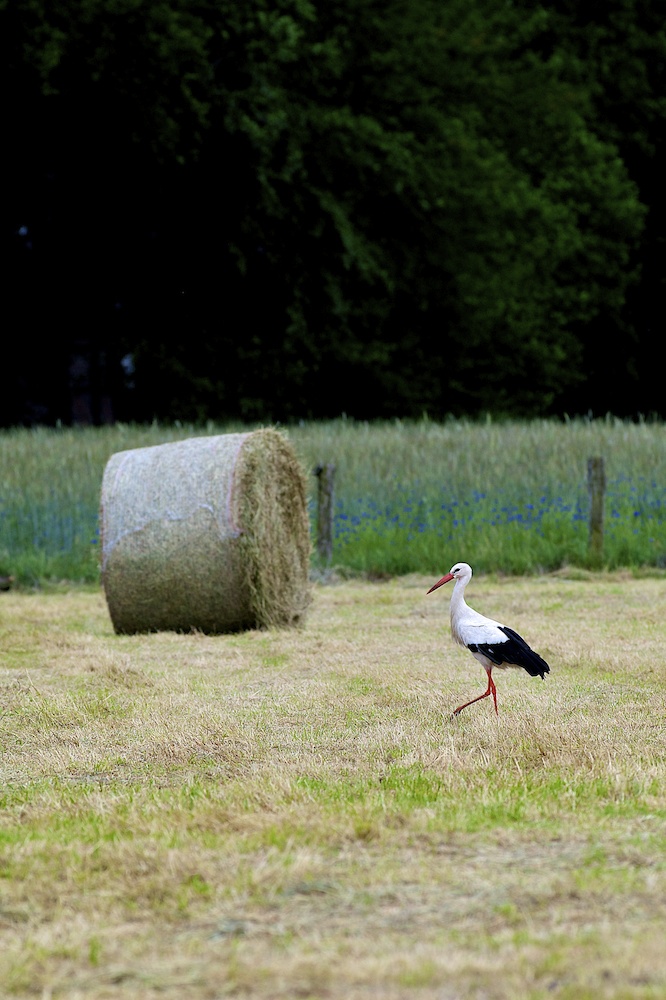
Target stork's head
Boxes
[426,561,472,594]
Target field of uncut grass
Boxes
[1,417,666,584]
[1,573,665,998]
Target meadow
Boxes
[2,416,666,585]
[1,418,666,998]
[1,571,665,998]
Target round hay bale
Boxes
[100,429,312,634]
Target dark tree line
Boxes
[2,0,664,426]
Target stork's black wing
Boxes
[468,626,550,678]
[496,626,550,677]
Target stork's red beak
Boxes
[427,572,454,594]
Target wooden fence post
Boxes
[587,456,605,565]
[314,463,335,564]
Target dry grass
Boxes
[100,429,311,634]
[1,571,665,999]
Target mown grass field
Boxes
[1,570,665,999]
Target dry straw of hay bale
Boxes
[100,429,312,634]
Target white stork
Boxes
[427,562,550,717]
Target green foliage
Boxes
[2,0,656,423]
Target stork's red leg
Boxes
[451,670,498,717]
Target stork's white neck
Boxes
[449,574,470,624]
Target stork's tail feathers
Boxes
[498,626,550,678]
